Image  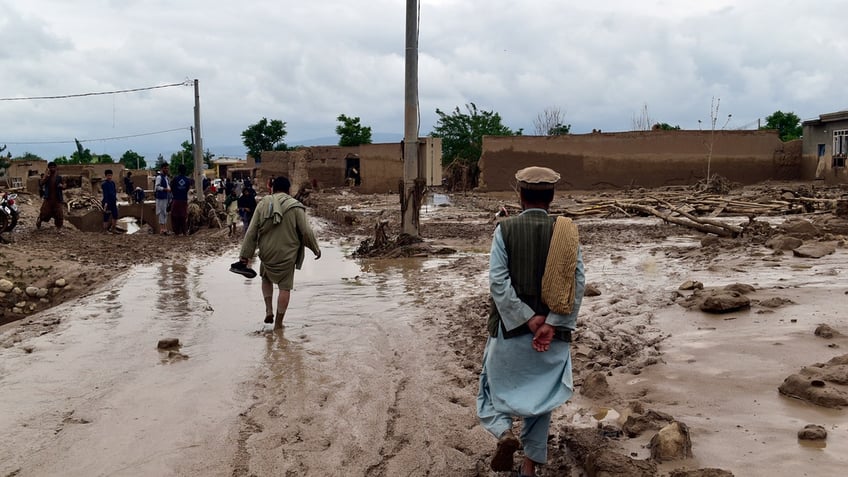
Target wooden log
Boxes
[616,202,739,237]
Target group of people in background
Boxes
[33,162,260,238]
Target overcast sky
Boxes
[1,0,845,162]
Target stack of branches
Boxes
[66,194,105,212]
[498,187,838,238]
[187,194,224,234]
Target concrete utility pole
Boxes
[401,0,421,236]
[192,79,204,196]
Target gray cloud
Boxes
[1,0,846,161]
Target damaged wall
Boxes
[257,140,437,195]
[478,130,801,191]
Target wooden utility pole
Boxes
[401,0,421,236]
[192,79,204,196]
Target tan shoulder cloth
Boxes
[541,216,579,314]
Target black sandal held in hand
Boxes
[229,261,257,279]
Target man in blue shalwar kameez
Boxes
[477,166,585,476]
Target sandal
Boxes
[490,430,519,471]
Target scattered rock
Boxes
[723,283,755,294]
[765,235,803,251]
[815,324,840,339]
[650,421,693,462]
[54,278,67,287]
[757,297,794,308]
[0,279,13,293]
[700,292,750,314]
[622,409,675,437]
[793,242,837,259]
[669,469,735,477]
[679,280,704,291]
[584,283,602,297]
[778,372,848,409]
[797,424,827,441]
[25,286,39,297]
[157,338,181,349]
[779,219,820,239]
[581,371,612,399]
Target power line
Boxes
[1,127,191,145]
[0,80,192,101]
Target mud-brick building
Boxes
[257,138,442,195]
[802,110,848,183]
[478,130,802,191]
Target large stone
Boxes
[581,371,612,399]
[765,234,803,251]
[157,338,181,349]
[793,242,837,259]
[0,279,13,293]
[797,424,827,440]
[25,286,39,297]
[650,421,693,462]
[585,448,657,477]
[778,219,820,239]
[700,292,750,313]
[778,373,848,409]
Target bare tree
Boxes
[631,103,653,131]
[698,96,732,187]
[533,107,570,136]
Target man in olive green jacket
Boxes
[238,176,321,329]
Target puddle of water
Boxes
[0,238,466,476]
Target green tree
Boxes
[95,153,114,164]
[203,149,215,170]
[154,154,167,169]
[761,110,802,141]
[548,123,571,135]
[54,156,71,165]
[0,144,8,173]
[652,122,681,130]
[120,150,147,170]
[336,114,373,146]
[11,152,45,161]
[71,139,94,164]
[241,117,288,162]
[430,103,519,166]
[169,140,194,175]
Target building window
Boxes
[834,130,848,168]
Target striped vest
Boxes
[488,210,555,338]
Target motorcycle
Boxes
[0,192,20,232]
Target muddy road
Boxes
[0,241,489,476]
[3,185,848,476]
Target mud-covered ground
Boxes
[2,181,848,476]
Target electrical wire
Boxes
[0,80,192,102]
[1,127,191,145]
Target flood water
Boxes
[0,241,485,476]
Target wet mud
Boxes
[3,184,848,476]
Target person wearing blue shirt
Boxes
[477,166,585,476]
[101,169,118,234]
[170,164,192,236]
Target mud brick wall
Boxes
[478,130,802,191]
